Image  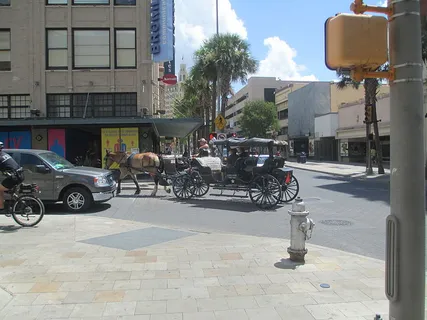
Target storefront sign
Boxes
[151,0,174,62]
[48,129,66,158]
[0,131,31,149]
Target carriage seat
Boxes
[192,157,222,174]
[253,157,275,175]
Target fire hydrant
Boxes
[287,197,315,262]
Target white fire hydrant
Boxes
[287,197,315,262]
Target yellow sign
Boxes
[101,127,139,169]
[120,128,139,153]
[214,114,226,130]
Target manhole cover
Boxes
[320,219,353,226]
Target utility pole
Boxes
[387,0,425,319]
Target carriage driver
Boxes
[0,142,24,214]
[197,138,210,157]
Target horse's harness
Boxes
[105,152,128,169]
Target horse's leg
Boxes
[116,168,126,194]
[131,171,141,195]
[151,174,159,197]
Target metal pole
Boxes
[366,122,373,174]
[215,0,222,131]
[387,0,425,319]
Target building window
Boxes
[47,29,68,69]
[46,0,67,4]
[0,96,8,118]
[0,95,31,119]
[47,94,71,118]
[73,29,110,69]
[47,93,137,118]
[278,109,288,120]
[115,93,137,116]
[0,29,11,71]
[115,29,136,68]
[114,0,135,4]
[0,0,10,6]
[72,0,109,4]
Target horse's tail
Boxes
[157,154,165,173]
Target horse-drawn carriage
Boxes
[171,137,300,209]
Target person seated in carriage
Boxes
[195,138,210,157]
[227,148,238,167]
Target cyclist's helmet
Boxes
[0,141,3,150]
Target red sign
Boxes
[162,74,178,85]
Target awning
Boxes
[150,118,203,138]
[0,117,203,138]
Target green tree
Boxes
[193,33,258,129]
[239,100,279,138]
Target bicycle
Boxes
[2,172,45,227]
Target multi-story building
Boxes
[288,81,389,160]
[275,82,310,142]
[225,77,294,134]
[336,91,390,163]
[164,63,187,118]
[0,0,200,163]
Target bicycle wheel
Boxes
[12,195,45,227]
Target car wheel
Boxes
[63,187,92,213]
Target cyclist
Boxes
[0,142,24,214]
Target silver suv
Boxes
[5,149,116,213]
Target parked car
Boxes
[4,149,116,213]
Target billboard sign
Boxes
[151,0,174,62]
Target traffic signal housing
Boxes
[364,105,373,123]
[209,132,217,141]
[324,13,388,71]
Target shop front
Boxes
[0,117,202,167]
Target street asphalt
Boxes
[45,169,391,261]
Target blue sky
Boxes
[174,0,386,89]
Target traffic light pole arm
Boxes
[351,68,395,82]
[351,0,393,17]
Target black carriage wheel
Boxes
[280,175,300,203]
[249,174,282,210]
[172,174,195,200]
[191,172,210,197]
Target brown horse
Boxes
[104,150,170,196]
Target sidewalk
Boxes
[286,161,390,180]
[0,215,395,319]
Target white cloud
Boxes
[175,0,247,66]
[255,37,317,81]
[174,0,317,82]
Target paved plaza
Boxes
[0,214,396,320]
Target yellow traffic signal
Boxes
[325,13,388,71]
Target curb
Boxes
[286,164,390,183]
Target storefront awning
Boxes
[0,117,203,138]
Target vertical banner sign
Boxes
[9,131,31,149]
[48,129,66,158]
[151,0,174,62]
[120,128,139,153]
[163,0,175,74]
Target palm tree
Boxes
[336,65,387,174]
[201,34,258,116]
[192,33,258,130]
